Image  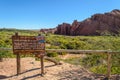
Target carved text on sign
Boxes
[13,39,44,50]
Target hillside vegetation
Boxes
[0,29,120,74]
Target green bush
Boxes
[111,67,120,74]
[58,52,67,55]
[81,54,107,67]
[46,52,58,57]
[0,51,15,58]
[90,65,107,74]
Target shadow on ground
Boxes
[0,75,8,79]
[1,64,56,80]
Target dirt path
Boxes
[0,57,119,80]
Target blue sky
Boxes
[0,0,120,29]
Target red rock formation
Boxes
[54,9,120,36]
[40,28,56,34]
[70,20,80,35]
[55,23,71,35]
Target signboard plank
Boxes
[12,34,45,54]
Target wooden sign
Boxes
[12,33,45,54]
[12,33,45,75]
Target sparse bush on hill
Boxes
[46,35,120,51]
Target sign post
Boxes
[16,53,20,75]
[12,33,45,75]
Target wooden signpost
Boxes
[12,33,45,75]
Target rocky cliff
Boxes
[55,9,120,36]
[40,28,56,34]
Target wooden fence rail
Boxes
[0,48,119,79]
[0,48,119,53]
[46,49,120,53]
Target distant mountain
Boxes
[54,9,120,36]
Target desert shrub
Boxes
[46,52,58,57]
[58,52,67,55]
[0,51,15,58]
[111,67,120,74]
[81,53,120,74]
[65,41,76,49]
[47,45,60,49]
[90,65,107,74]
[81,54,107,67]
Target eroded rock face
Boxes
[40,28,56,34]
[55,23,71,35]
[55,9,120,36]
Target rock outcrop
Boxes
[55,9,120,36]
[40,28,56,34]
[54,23,71,35]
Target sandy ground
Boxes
[0,57,119,80]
